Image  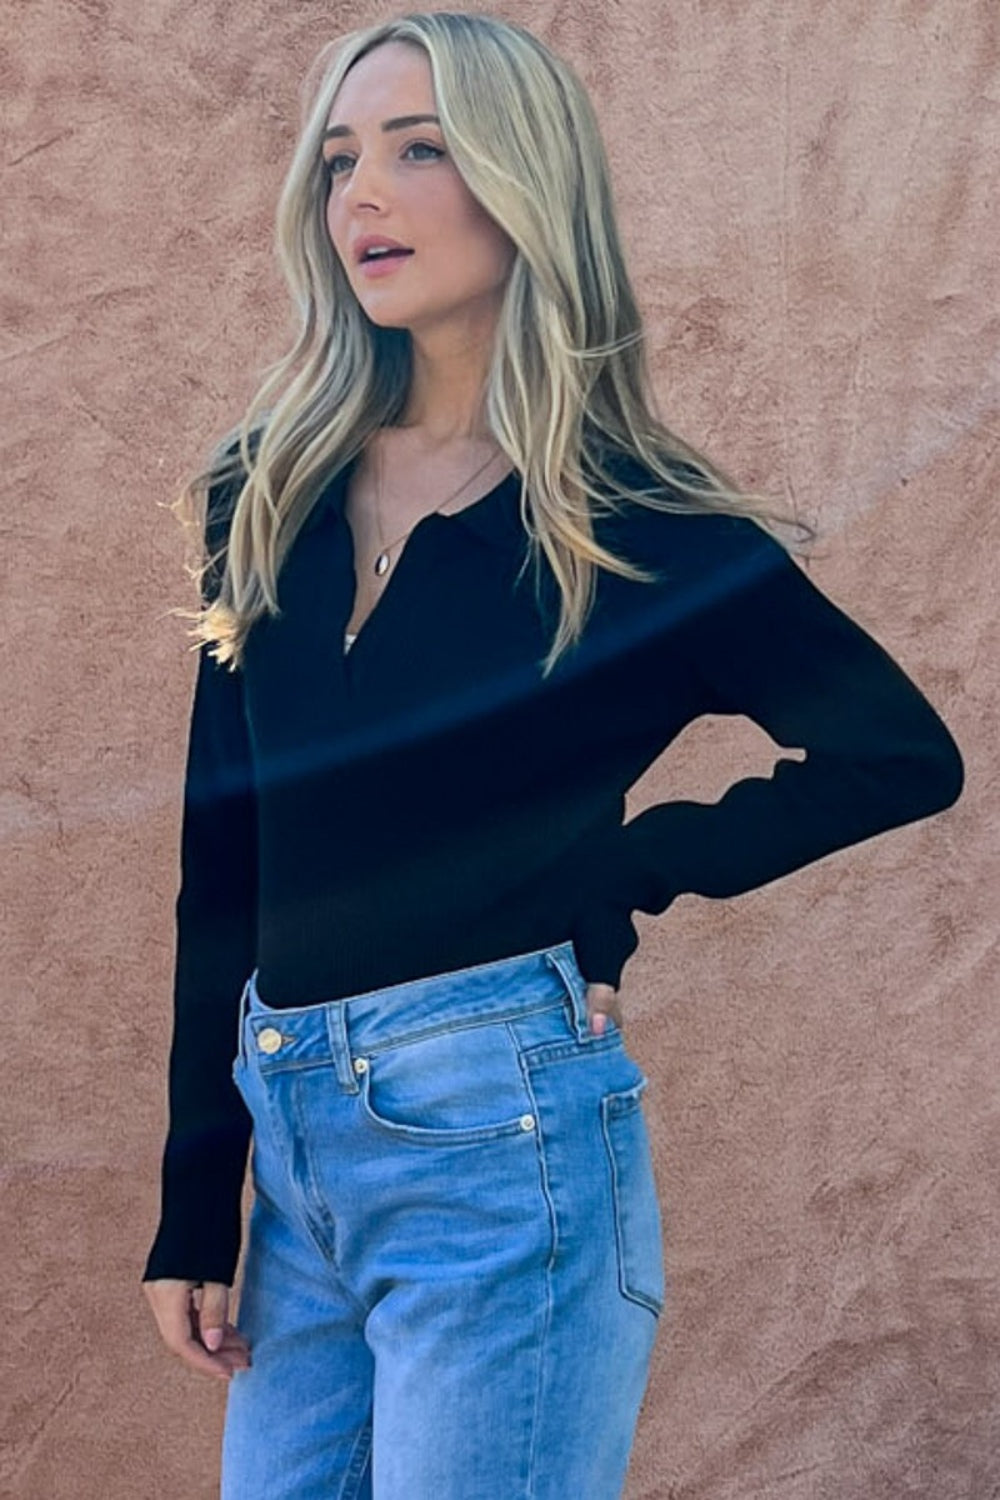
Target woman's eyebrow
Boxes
[323,114,441,142]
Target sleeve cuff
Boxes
[140,1121,251,1287]
[567,814,679,988]
[570,889,641,991]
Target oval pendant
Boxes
[374,551,390,576]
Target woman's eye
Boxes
[324,141,444,178]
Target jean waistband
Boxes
[234,940,589,1091]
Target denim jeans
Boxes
[221,940,665,1499]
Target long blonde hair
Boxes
[182,9,802,674]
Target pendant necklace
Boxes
[370,436,505,577]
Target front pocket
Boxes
[600,1079,665,1315]
[356,1019,539,1146]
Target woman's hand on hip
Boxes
[585,980,624,1037]
[143,1278,252,1381]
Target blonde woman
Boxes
[141,12,962,1498]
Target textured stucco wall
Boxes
[3,3,997,1497]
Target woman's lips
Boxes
[358,251,414,279]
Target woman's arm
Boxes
[578,517,963,987]
[142,474,258,1288]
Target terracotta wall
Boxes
[3,3,997,1496]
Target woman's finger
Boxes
[196,1280,231,1352]
[585,982,625,1035]
[192,1282,252,1359]
[144,1279,251,1381]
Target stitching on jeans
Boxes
[339,1420,373,1500]
[251,1055,341,1077]
[357,997,566,1056]
[519,1066,555,1499]
[247,941,577,1017]
[250,1001,570,1076]
[599,1091,664,1317]
[284,1076,372,1321]
[521,1032,624,1068]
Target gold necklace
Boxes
[370,437,505,577]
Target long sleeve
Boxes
[142,485,258,1286]
[574,517,964,988]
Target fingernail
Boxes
[591,1013,606,1036]
[204,1328,223,1351]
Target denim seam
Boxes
[238,1068,371,1320]
[521,1032,625,1069]
[337,1419,373,1500]
[235,1066,359,1312]
[287,1070,348,1275]
[271,1081,373,1324]
[253,1055,357,1079]
[252,1005,577,1079]
[519,1066,557,1500]
[234,1059,297,1201]
[250,940,578,1016]
[351,997,567,1057]
[248,1000,569,1076]
[599,1089,663,1318]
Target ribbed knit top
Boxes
[141,444,963,1287]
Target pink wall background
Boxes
[3,4,997,1496]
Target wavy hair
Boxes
[180,9,803,674]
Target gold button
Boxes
[353,1057,369,1075]
[519,1114,536,1132]
[257,1027,284,1055]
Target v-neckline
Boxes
[338,513,415,670]
[335,459,520,676]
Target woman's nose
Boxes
[338,155,391,206]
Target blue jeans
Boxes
[221,940,665,1499]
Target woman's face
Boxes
[323,40,516,340]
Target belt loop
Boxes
[325,1001,361,1092]
[544,944,589,1042]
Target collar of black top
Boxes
[307,455,527,553]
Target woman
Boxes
[141,12,963,1498]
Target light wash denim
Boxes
[221,939,665,1499]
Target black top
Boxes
[141,448,963,1286]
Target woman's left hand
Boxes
[585,981,624,1036]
